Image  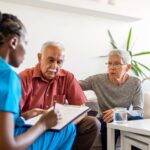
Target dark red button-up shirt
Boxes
[19,64,87,112]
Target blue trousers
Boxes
[99,116,143,150]
[15,123,76,150]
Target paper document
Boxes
[24,103,90,131]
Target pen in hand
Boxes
[53,101,62,120]
[53,101,56,111]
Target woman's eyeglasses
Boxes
[105,62,126,68]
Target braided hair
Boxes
[0,12,26,47]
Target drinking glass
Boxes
[113,107,127,124]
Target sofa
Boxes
[85,91,150,150]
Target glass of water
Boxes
[113,107,127,124]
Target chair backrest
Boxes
[144,92,150,118]
[142,77,150,118]
[142,77,150,92]
[84,90,100,117]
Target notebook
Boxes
[24,103,90,131]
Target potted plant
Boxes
[105,28,150,78]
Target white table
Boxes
[121,131,150,150]
[107,119,150,150]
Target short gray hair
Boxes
[108,49,131,64]
[40,41,65,54]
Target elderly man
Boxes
[20,41,100,150]
[79,49,143,150]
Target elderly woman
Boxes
[79,49,143,150]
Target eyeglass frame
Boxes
[105,62,127,68]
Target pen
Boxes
[53,101,56,111]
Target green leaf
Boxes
[132,61,142,75]
[132,51,150,56]
[132,60,147,77]
[131,65,140,76]
[134,60,150,71]
[126,28,132,51]
[128,50,133,57]
[99,55,107,57]
[107,30,118,49]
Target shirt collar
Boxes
[0,56,12,69]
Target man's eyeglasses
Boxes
[105,62,126,68]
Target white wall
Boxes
[0,0,150,79]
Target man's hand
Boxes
[21,108,47,120]
[102,109,114,123]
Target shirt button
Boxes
[47,94,49,96]
[46,105,49,108]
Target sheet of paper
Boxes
[24,103,90,131]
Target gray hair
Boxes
[40,41,65,54]
[108,49,131,64]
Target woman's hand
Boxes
[38,109,62,130]
[102,109,114,123]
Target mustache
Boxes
[47,69,57,73]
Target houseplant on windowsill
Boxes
[101,28,150,78]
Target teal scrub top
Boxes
[0,57,21,122]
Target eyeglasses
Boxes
[105,62,126,68]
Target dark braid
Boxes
[0,12,25,46]
[0,12,2,22]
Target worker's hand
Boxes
[39,109,62,130]
[102,109,114,123]
[21,108,47,120]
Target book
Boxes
[24,103,90,131]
